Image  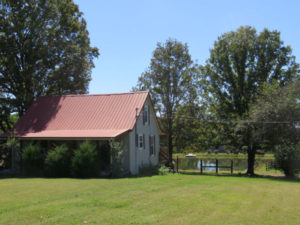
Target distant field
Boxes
[1,174,300,225]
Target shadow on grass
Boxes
[0,172,156,180]
[1,169,299,183]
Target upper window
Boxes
[143,105,148,125]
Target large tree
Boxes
[201,26,299,175]
[0,0,99,132]
[250,80,300,176]
[250,80,300,148]
[134,39,197,163]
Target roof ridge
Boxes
[38,91,149,98]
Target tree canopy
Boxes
[0,0,99,132]
[134,39,198,162]
[201,26,299,119]
[250,80,300,148]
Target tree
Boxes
[134,39,197,163]
[201,26,299,175]
[173,103,202,152]
[0,0,99,132]
[250,80,300,177]
[0,97,18,132]
[250,81,300,148]
[274,142,300,177]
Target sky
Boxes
[73,0,300,94]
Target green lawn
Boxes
[1,175,300,225]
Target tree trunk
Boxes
[247,143,256,175]
[168,119,173,167]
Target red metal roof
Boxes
[9,92,149,139]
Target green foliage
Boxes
[173,103,202,152]
[110,140,125,177]
[45,144,71,177]
[98,141,111,172]
[240,79,300,175]
[158,165,170,175]
[275,142,300,177]
[0,109,18,134]
[250,80,300,149]
[0,136,20,170]
[71,141,99,178]
[201,26,299,118]
[22,144,43,176]
[0,0,99,133]
[134,39,198,161]
[0,140,11,170]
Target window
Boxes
[149,135,156,155]
[143,105,148,125]
[138,134,145,149]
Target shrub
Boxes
[275,142,300,177]
[0,139,12,170]
[22,144,43,176]
[71,141,99,178]
[45,144,71,177]
[158,165,170,175]
[110,140,125,177]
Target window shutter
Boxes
[148,105,150,125]
[154,135,156,155]
[135,133,138,147]
[149,135,151,156]
[143,134,145,149]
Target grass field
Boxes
[1,174,300,225]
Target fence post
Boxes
[176,156,179,173]
[200,160,203,174]
[231,159,233,174]
[216,159,218,174]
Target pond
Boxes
[175,158,271,173]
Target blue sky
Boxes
[73,0,300,94]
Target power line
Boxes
[147,114,300,124]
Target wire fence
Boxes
[174,156,275,174]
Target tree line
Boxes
[133,27,300,177]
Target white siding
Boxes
[128,98,160,174]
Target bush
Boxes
[45,144,71,177]
[158,165,170,175]
[110,140,125,177]
[22,144,43,176]
[71,141,99,178]
[275,142,300,177]
[0,139,12,170]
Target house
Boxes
[2,91,162,175]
